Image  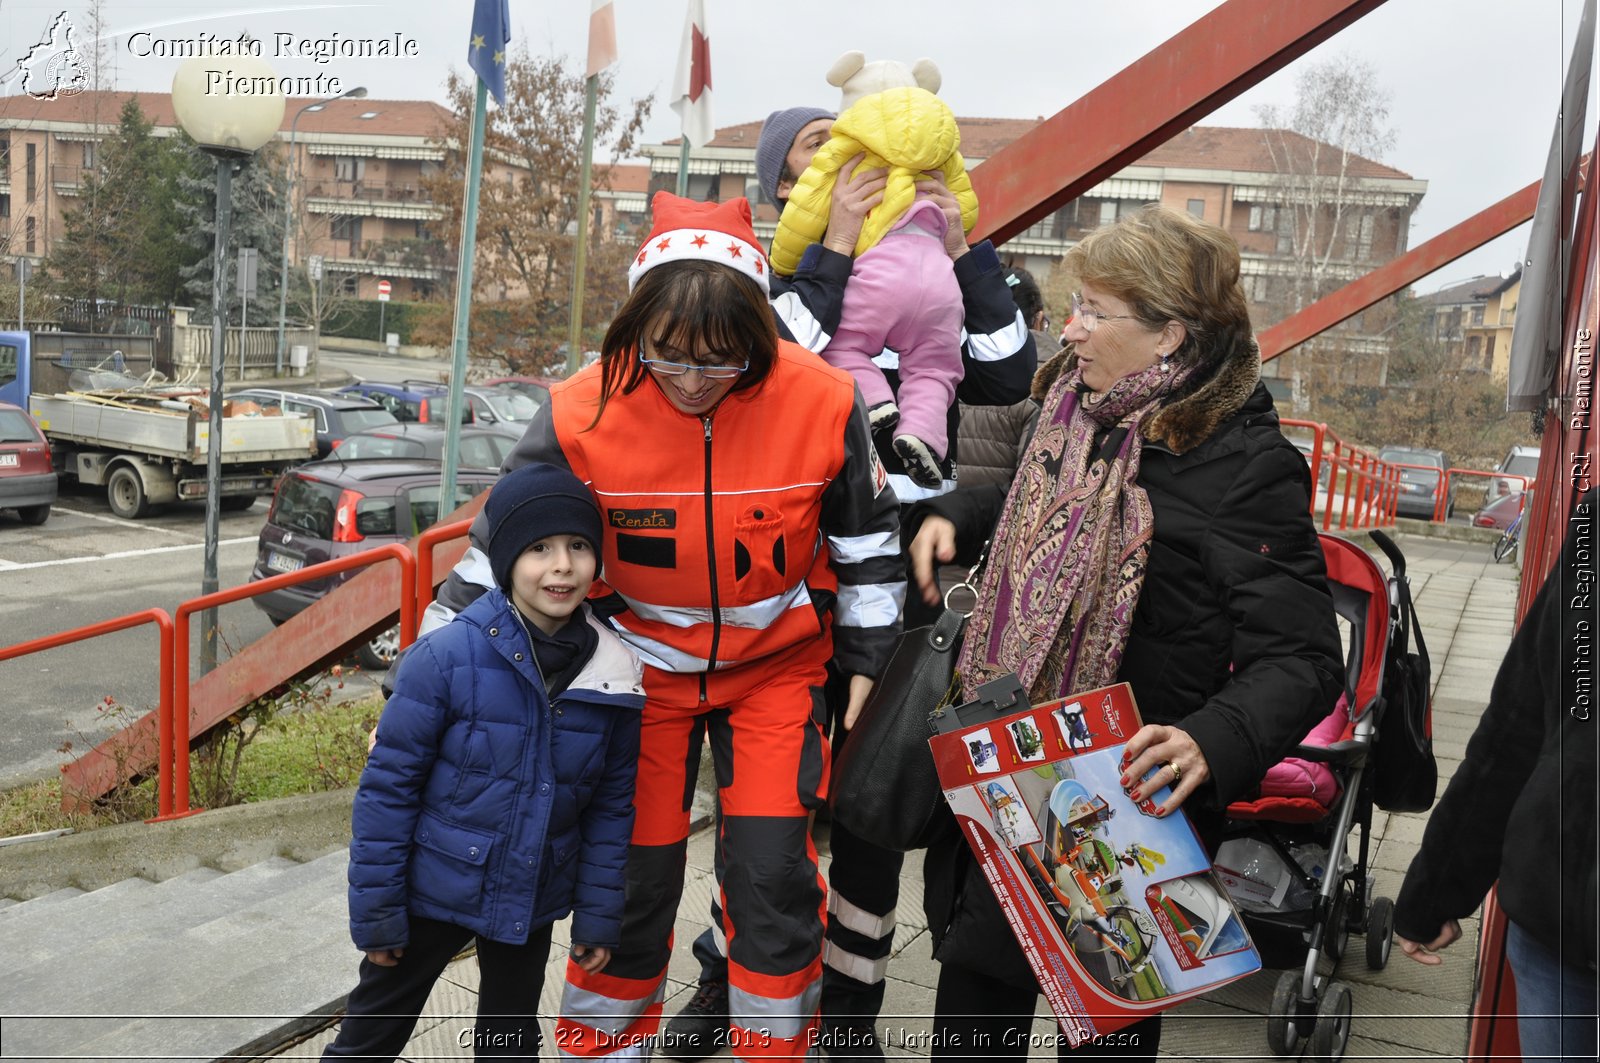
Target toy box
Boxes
[928,677,1261,1045]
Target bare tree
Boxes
[1256,54,1404,407]
[414,49,652,373]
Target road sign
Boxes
[377,279,392,302]
[307,254,324,281]
[237,247,259,298]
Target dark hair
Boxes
[588,260,779,429]
[1004,267,1044,327]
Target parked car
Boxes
[0,401,56,525]
[336,381,465,425]
[482,374,562,408]
[230,388,398,458]
[1486,444,1541,505]
[1474,489,1528,532]
[248,459,499,669]
[464,385,540,428]
[332,423,518,469]
[1378,445,1455,520]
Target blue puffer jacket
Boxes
[346,591,644,951]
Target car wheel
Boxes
[220,495,257,512]
[357,625,402,671]
[107,466,150,519]
[17,503,50,525]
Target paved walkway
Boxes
[275,534,1519,1061]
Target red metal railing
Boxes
[1282,419,1400,530]
[0,609,178,818]
[1437,469,1529,523]
[414,518,475,631]
[170,544,416,815]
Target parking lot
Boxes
[0,479,381,789]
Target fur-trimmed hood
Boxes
[1031,330,1263,455]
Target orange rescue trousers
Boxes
[557,638,832,1060]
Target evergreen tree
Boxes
[175,137,289,326]
[43,98,193,319]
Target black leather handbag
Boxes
[1368,530,1438,813]
[829,605,966,851]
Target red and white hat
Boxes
[628,191,769,294]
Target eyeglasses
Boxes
[1070,293,1140,334]
[638,351,749,380]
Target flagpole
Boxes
[443,77,489,514]
[568,74,599,377]
[676,137,690,197]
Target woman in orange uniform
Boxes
[426,192,904,1061]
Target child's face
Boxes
[509,534,597,635]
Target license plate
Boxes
[0,454,17,467]
[266,551,304,574]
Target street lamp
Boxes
[171,55,284,675]
[276,85,367,374]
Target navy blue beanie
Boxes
[756,107,835,206]
[483,463,602,594]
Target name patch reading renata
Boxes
[609,508,677,530]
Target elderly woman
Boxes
[908,205,1343,1060]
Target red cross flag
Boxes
[669,0,713,148]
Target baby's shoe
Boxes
[867,401,900,434]
[894,434,944,489]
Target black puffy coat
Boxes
[1394,490,1598,972]
[913,347,1344,988]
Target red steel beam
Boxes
[61,495,485,804]
[969,0,1390,247]
[1257,180,1541,361]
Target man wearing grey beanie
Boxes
[667,101,1040,1063]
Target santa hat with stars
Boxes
[627,191,769,294]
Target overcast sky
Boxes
[2,0,1594,292]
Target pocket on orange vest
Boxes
[731,502,788,604]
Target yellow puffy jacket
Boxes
[769,86,979,276]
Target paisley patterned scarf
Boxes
[956,357,1198,702]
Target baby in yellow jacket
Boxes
[771,82,979,488]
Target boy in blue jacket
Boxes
[325,463,645,1061]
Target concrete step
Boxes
[0,850,354,1063]
[0,858,308,971]
[0,884,85,916]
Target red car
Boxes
[481,375,562,408]
[1474,490,1526,532]
[0,401,56,525]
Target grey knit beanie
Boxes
[755,107,835,206]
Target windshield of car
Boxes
[484,391,539,423]
[338,435,427,460]
[0,409,38,443]
[271,474,344,539]
[404,481,493,535]
[1381,448,1442,486]
[340,408,399,432]
[1504,453,1540,478]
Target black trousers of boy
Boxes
[932,963,1161,1062]
[323,914,553,1062]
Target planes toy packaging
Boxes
[928,677,1261,1045]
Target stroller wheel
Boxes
[1324,881,1353,962]
[1266,970,1305,1056]
[1366,896,1396,970]
[1309,981,1353,1062]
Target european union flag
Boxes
[468,0,511,105]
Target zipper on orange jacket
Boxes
[700,414,721,703]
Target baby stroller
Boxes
[1216,530,1425,1062]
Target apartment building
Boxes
[641,119,1427,388]
[0,90,649,305]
